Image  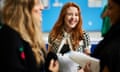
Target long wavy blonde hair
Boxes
[2,0,47,65]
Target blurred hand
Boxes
[84,62,91,72]
[84,48,91,55]
[49,59,59,72]
[78,68,84,72]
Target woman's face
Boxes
[64,6,79,30]
[106,0,120,24]
[32,0,44,25]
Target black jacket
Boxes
[92,22,120,72]
[0,24,44,72]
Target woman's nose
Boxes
[72,15,76,19]
[40,4,44,10]
[39,0,44,10]
[102,9,109,18]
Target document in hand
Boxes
[69,51,100,72]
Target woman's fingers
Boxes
[49,59,59,72]
[84,62,91,72]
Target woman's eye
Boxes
[75,13,78,16]
[107,4,112,10]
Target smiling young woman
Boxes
[48,2,91,72]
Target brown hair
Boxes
[0,0,3,22]
[50,2,83,50]
[3,0,46,65]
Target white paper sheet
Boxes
[57,53,79,72]
[69,51,100,72]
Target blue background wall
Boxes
[42,0,107,32]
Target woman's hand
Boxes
[49,59,59,72]
[84,48,91,55]
[78,68,84,72]
[83,62,91,72]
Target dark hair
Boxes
[113,0,120,5]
